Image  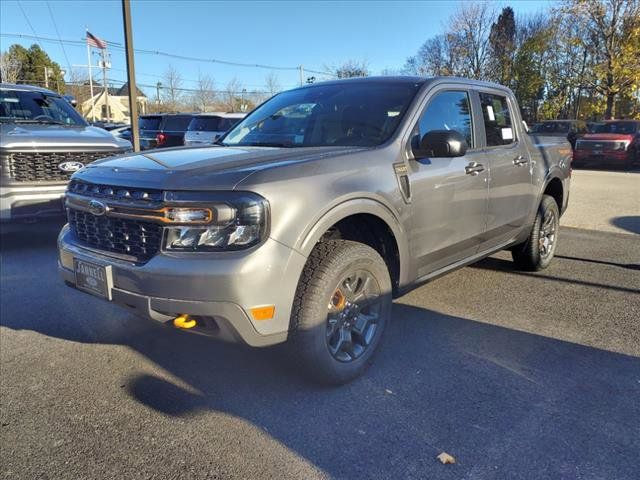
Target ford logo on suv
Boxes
[58,161,85,172]
[88,200,108,216]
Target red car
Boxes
[573,120,639,170]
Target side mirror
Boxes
[414,130,468,158]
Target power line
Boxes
[1,32,334,77]
[15,1,44,50]
[45,1,72,74]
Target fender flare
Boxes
[295,197,412,287]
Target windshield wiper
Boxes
[239,142,296,148]
[213,139,227,146]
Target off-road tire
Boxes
[288,240,392,385]
[512,194,560,271]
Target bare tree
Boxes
[162,65,183,111]
[448,2,495,80]
[403,35,457,76]
[0,51,21,83]
[192,73,216,112]
[265,72,281,98]
[223,78,242,112]
[329,59,370,78]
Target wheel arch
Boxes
[296,198,411,293]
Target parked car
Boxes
[530,120,588,148]
[573,120,639,170]
[184,113,246,146]
[139,113,194,150]
[90,121,129,131]
[110,125,132,142]
[0,83,132,222]
[58,77,571,383]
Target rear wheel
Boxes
[512,195,559,271]
[288,240,392,385]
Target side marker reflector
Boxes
[250,306,275,321]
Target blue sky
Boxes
[1,0,552,96]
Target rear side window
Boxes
[480,93,514,146]
[139,116,161,130]
[163,115,193,131]
[417,90,473,147]
[188,116,222,131]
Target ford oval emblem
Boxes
[88,199,108,216]
[58,161,85,172]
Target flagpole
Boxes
[86,29,96,121]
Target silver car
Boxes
[0,83,132,221]
[183,113,246,146]
[58,77,571,384]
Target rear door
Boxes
[406,87,489,276]
[476,90,534,250]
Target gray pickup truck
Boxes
[0,83,131,221]
[58,77,571,384]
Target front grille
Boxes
[6,151,117,182]
[68,180,163,203]
[68,209,163,261]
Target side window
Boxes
[418,90,473,148]
[479,92,514,146]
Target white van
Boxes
[183,112,246,146]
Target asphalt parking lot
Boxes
[1,170,639,480]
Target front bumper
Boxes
[57,226,307,347]
[573,149,632,163]
[0,184,67,221]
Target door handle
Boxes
[513,155,529,166]
[465,162,485,175]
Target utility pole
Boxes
[122,0,140,151]
[299,65,304,86]
[156,81,162,108]
[43,66,49,88]
[101,49,109,121]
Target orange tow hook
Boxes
[173,314,196,329]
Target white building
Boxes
[81,83,147,123]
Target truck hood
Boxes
[581,133,634,141]
[72,145,365,190]
[0,123,132,150]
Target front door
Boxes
[406,89,489,277]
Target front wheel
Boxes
[288,240,392,385]
[512,195,560,271]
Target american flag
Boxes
[86,31,107,49]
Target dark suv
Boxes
[139,114,194,150]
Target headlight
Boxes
[615,141,629,151]
[163,191,269,252]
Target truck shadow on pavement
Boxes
[611,216,640,235]
[2,223,640,479]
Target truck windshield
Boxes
[221,82,422,147]
[0,89,86,126]
[593,122,638,134]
